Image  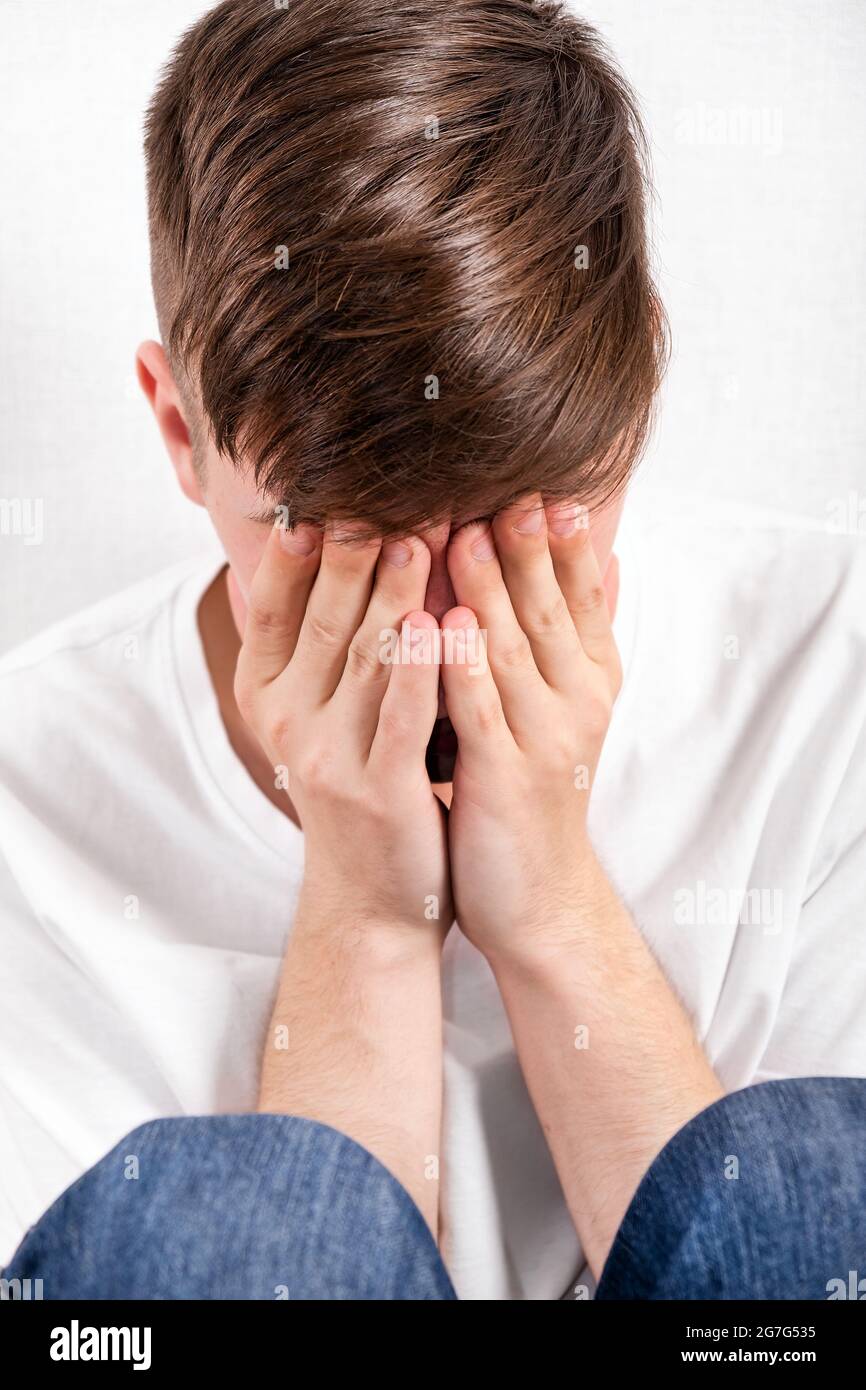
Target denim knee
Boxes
[3,1113,457,1300]
[597,1077,866,1300]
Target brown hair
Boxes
[145,0,667,537]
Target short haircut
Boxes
[145,0,668,536]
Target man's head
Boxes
[137,0,666,617]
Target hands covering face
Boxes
[233,493,621,959]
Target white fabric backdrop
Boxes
[1,0,864,652]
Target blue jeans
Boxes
[4,1078,866,1299]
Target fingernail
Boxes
[469,525,496,561]
[382,538,413,567]
[279,522,318,555]
[512,506,543,535]
[548,502,588,536]
[449,608,477,630]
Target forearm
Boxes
[488,855,723,1280]
[258,909,444,1235]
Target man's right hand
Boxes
[233,518,452,946]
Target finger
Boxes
[439,606,513,773]
[546,500,620,684]
[290,524,382,705]
[369,609,441,772]
[491,493,582,692]
[236,518,322,693]
[446,522,544,736]
[332,536,432,751]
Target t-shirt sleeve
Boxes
[0,849,53,1266]
[754,716,866,1082]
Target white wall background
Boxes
[1,0,864,652]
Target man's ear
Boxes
[135,340,205,507]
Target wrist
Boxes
[481,848,621,978]
[292,892,446,970]
[298,850,450,948]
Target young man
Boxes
[2,0,865,1300]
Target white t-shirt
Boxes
[1,487,865,1300]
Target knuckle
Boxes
[304,610,346,650]
[574,585,607,617]
[265,710,293,750]
[362,785,393,825]
[345,634,385,683]
[582,690,613,738]
[376,702,413,744]
[496,634,534,671]
[533,716,577,763]
[295,744,337,792]
[476,699,506,734]
[543,740,579,776]
[525,596,571,639]
[246,598,290,636]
